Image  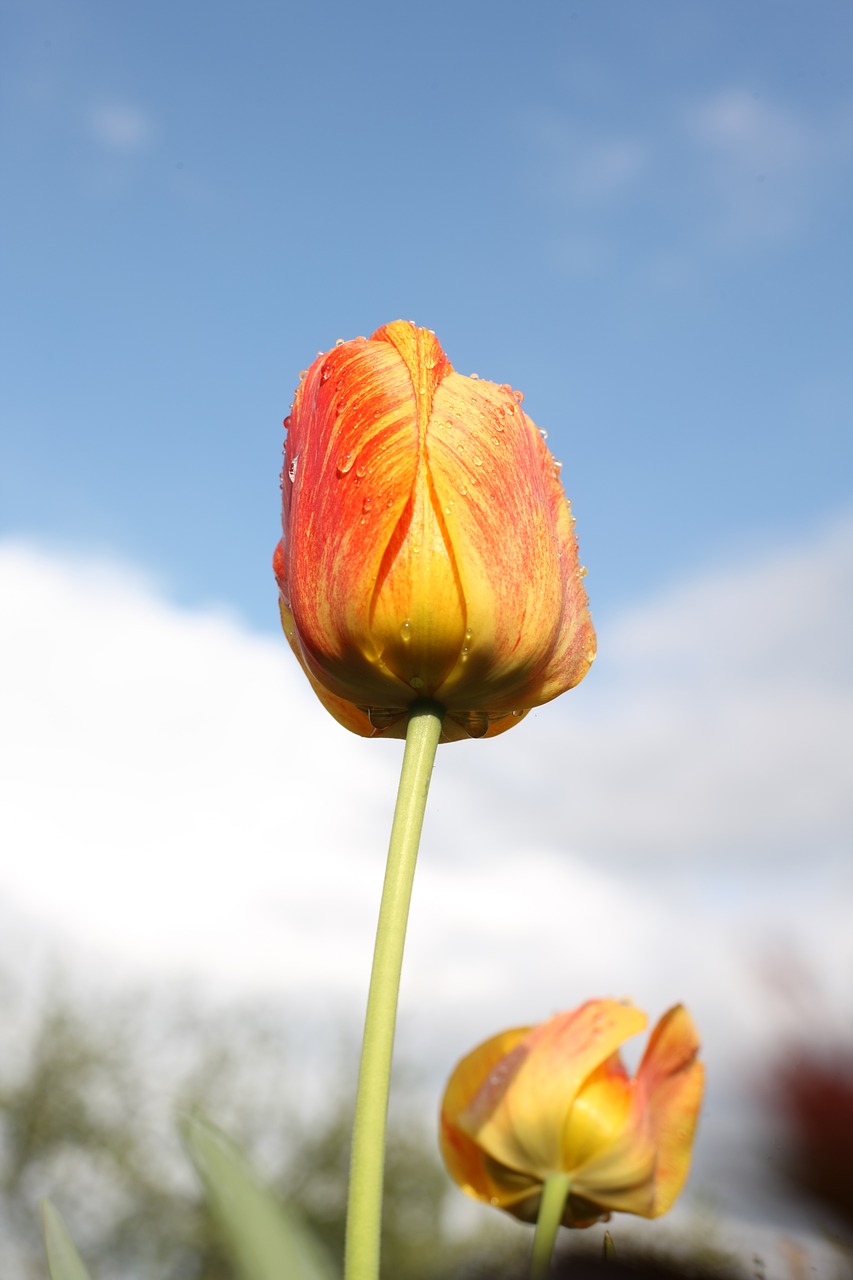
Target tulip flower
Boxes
[274,321,595,741]
[440,1000,704,1230]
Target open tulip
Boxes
[273,321,595,742]
[440,1000,704,1228]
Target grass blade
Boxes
[41,1202,94,1280]
[183,1116,338,1280]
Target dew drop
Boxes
[511,709,523,718]
[283,415,292,431]
[335,337,345,346]
[356,464,367,479]
[459,711,489,737]
[473,455,483,467]
[400,619,412,642]
[539,427,548,440]
[337,451,354,475]
[287,455,299,482]
[552,459,563,475]
[362,496,373,514]
[298,369,308,379]
[470,372,480,379]
[410,675,424,690]
[579,564,588,578]
[512,388,524,404]
[321,364,332,382]
[457,484,467,496]
[464,627,472,641]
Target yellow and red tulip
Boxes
[440,1000,704,1227]
[273,321,595,742]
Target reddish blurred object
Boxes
[772,1044,853,1234]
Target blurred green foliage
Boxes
[0,973,515,1280]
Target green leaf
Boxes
[182,1116,339,1280]
[40,1202,94,1280]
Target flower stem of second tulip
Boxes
[530,1173,571,1280]
[343,699,444,1280]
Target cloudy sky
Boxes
[2,0,852,1258]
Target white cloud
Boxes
[88,104,153,151]
[435,516,853,871]
[525,90,853,270]
[1,522,851,1231]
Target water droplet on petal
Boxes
[288,455,299,482]
[410,675,424,690]
[539,427,548,440]
[356,464,367,479]
[579,565,588,578]
[321,364,332,382]
[337,452,354,475]
[400,620,412,642]
[470,372,480,380]
[283,416,292,431]
[458,711,489,738]
[512,388,524,404]
[335,337,345,346]
[473,455,483,467]
[362,496,373,514]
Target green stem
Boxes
[343,700,444,1280]
[530,1174,571,1280]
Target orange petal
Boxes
[426,375,596,712]
[440,1026,536,1207]
[283,330,463,705]
[633,1004,705,1216]
[461,1001,647,1180]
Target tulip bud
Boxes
[440,1001,704,1227]
[274,321,595,742]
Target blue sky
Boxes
[3,0,851,624]
[2,1,852,1260]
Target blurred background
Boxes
[1,0,852,1276]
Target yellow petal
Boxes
[633,1004,705,1216]
[440,1026,535,1207]
[462,1001,647,1180]
[560,1054,633,1169]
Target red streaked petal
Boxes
[425,375,595,711]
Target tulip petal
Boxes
[560,1054,633,1170]
[633,1004,705,1216]
[567,1126,656,1217]
[283,333,465,706]
[426,375,596,712]
[460,1001,647,1180]
[441,1026,536,1208]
